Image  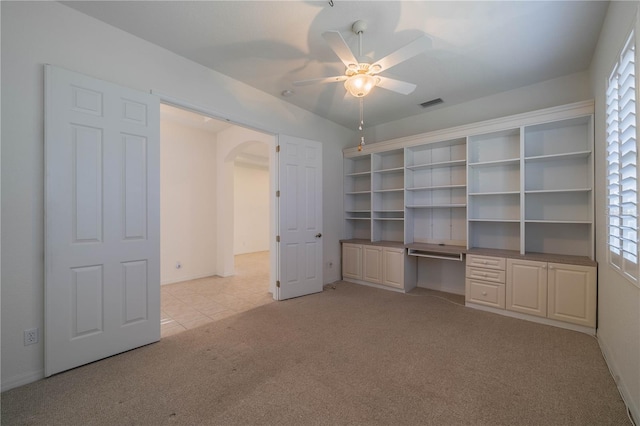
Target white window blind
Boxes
[607,31,639,284]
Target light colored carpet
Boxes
[1,281,629,425]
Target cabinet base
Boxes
[466,302,596,336]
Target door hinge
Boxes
[276,190,280,197]
[276,280,281,288]
[276,145,280,153]
[276,235,280,242]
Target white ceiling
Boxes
[63,1,609,130]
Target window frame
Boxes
[606,29,640,287]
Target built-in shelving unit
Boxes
[343,100,595,261]
[342,101,596,331]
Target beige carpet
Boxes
[1,282,629,425]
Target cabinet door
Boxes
[362,245,383,284]
[506,259,547,317]
[548,263,596,327]
[342,244,362,280]
[383,247,405,289]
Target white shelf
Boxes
[345,191,370,195]
[407,184,466,191]
[373,218,404,221]
[524,150,591,163]
[406,159,466,170]
[346,217,371,221]
[468,218,520,223]
[373,188,404,193]
[468,191,520,196]
[525,220,592,224]
[374,166,404,174]
[346,170,371,177]
[468,158,520,168]
[407,204,467,208]
[525,188,591,194]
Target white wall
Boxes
[233,163,269,255]
[589,1,640,421]
[365,71,592,143]
[1,1,353,390]
[161,119,217,285]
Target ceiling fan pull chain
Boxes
[358,98,365,151]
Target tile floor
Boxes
[161,251,273,337]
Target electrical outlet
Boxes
[24,328,39,346]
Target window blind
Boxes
[607,31,639,283]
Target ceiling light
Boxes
[344,74,376,98]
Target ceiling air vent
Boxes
[420,98,444,108]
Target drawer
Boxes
[466,255,505,271]
[466,279,506,309]
[466,267,505,284]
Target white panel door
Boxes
[45,65,160,376]
[277,135,323,300]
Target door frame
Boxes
[153,92,279,296]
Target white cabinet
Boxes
[341,242,414,291]
[505,258,596,327]
[506,259,548,318]
[465,255,506,309]
[342,243,362,280]
[547,262,596,327]
[382,247,405,288]
[362,245,383,284]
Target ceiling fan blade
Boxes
[372,35,432,73]
[322,31,359,68]
[375,76,417,95]
[293,75,348,86]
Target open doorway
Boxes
[158,104,276,337]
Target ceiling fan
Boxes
[294,20,432,99]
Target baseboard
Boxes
[598,336,639,425]
[342,278,406,293]
[161,271,218,285]
[465,302,596,336]
[1,369,44,392]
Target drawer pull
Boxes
[481,291,488,296]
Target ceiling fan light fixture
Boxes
[344,73,376,97]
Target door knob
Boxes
[315,233,322,238]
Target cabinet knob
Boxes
[482,291,488,296]
[548,265,554,270]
